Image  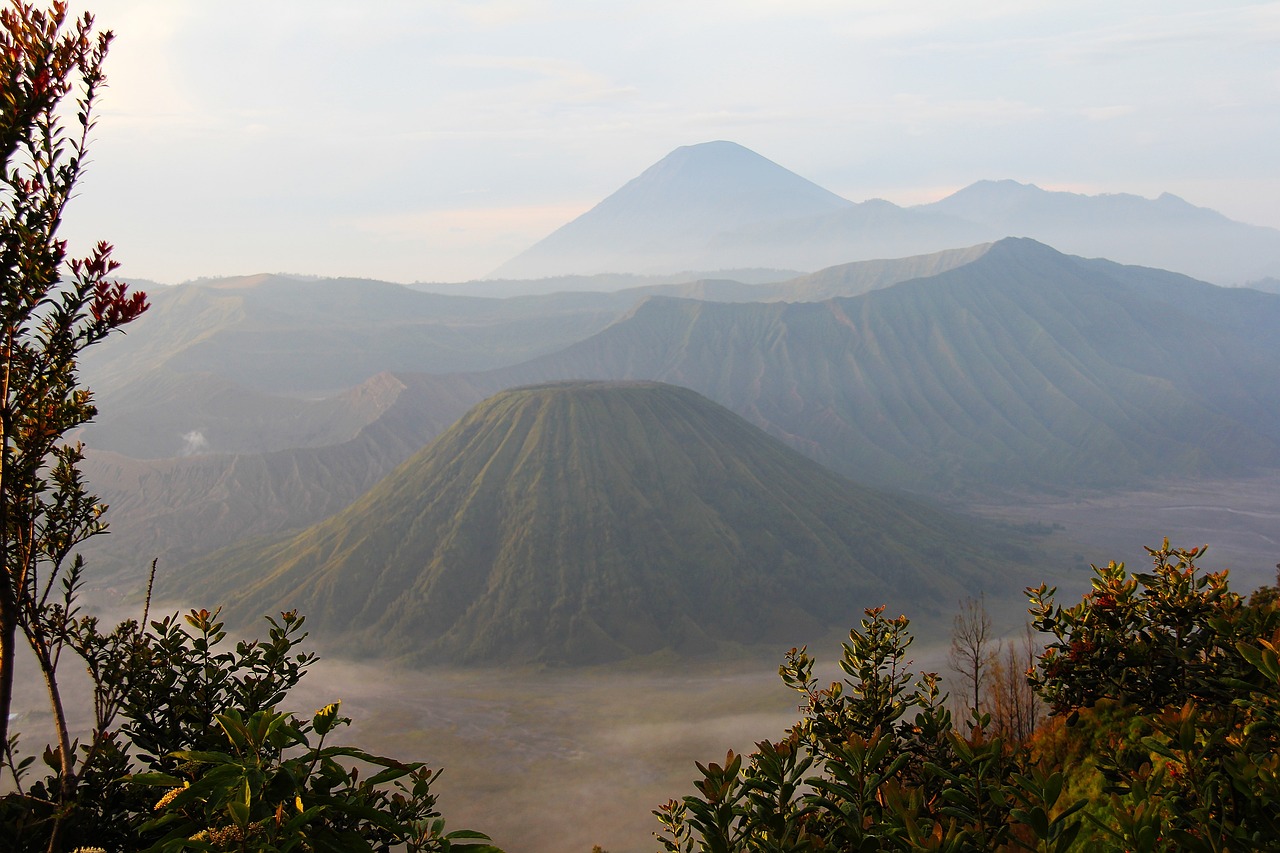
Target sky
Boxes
[55,0,1280,285]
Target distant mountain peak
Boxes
[611,140,850,207]
[650,139,768,164]
[925,179,1048,210]
[488,141,854,279]
[489,143,1280,284]
[1154,191,1197,209]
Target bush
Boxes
[654,606,1081,852]
[1029,541,1280,850]
[3,606,500,852]
[659,541,1280,852]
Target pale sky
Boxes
[57,0,1280,284]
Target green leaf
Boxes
[313,701,343,735]
[227,797,250,828]
[129,771,185,787]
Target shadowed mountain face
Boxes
[499,239,1280,492]
[492,142,1280,285]
[172,382,1040,664]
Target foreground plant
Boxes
[655,606,1083,852]
[1029,541,1280,850]
[0,2,150,848]
[4,606,501,852]
[129,609,499,853]
[660,542,1280,851]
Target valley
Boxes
[962,470,1280,592]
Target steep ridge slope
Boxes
[174,382,1039,664]
[497,239,1280,491]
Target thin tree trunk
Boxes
[0,339,14,754]
[38,643,75,853]
[0,611,15,757]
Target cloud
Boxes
[1049,4,1280,64]
[1080,105,1135,122]
[180,430,209,456]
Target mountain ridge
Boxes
[78,239,1280,585]
[496,238,1280,490]
[492,142,1280,284]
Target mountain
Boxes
[78,274,628,395]
[920,180,1280,286]
[489,141,865,278]
[77,248,1001,459]
[171,382,1041,664]
[491,142,1280,284]
[80,240,1280,587]
[496,239,1280,492]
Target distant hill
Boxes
[743,242,994,301]
[78,275,627,395]
[171,382,1041,664]
[409,268,803,298]
[491,142,1280,285]
[919,180,1280,286]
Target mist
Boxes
[284,652,943,853]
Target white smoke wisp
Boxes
[179,430,209,456]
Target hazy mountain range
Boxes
[78,239,1280,602]
[492,141,1280,286]
[70,140,1280,662]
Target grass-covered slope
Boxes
[177,382,1039,664]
